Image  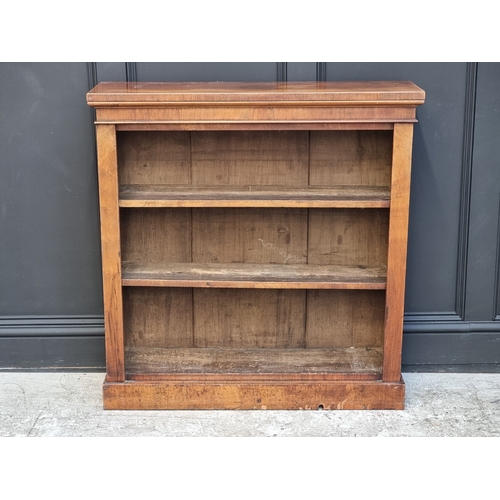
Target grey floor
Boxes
[1,372,499,437]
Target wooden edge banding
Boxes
[383,123,414,382]
[88,100,424,108]
[114,123,396,131]
[103,379,405,410]
[118,200,390,208]
[125,373,382,382]
[94,106,417,126]
[96,124,125,382]
[100,120,416,126]
[121,279,387,290]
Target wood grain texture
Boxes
[193,289,306,348]
[95,106,417,125]
[87,81,425,104]
[126,372,381,383]
[308,209,389,267]
[310,131,392,187]
[191,131,308,186]
[125,346,383,374]
[306,290,385,348]
[117,131,190,184]
[118,184,390,208]
[115,123,394,132]
[383,123,414,382]
[96,125,125,382]
[103,379,405,410]
[192,208,308,265]
[121,262,387,289]
[123,287,193,349]
[89,82,423,126]
[120,208,191,263]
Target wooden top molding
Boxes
[87,81,425,105]
[87,81,425,126]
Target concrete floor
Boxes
[1,372,499,436]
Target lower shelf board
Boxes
[105,347,404,410]
[125,346,383,378]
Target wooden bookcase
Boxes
[87,81,425,410]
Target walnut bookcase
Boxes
[87,81,425,410]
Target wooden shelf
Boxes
[125,346,383,379]
[118,184,390,208]
[121,262,387,289]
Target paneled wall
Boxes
[1,62,499,370]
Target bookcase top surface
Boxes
[87,81,425,105]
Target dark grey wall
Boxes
[0,63,105,368]
[1,62,499,370]
[0,63,102,316]
[466,63,500,322]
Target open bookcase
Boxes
[87,81,425,409]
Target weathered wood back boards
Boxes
[87,81,425,409]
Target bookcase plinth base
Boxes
[103,378,405,410]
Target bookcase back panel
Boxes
[310,131,393,187]
[192,208,308,265]
[117,132,191,185]
[192,131,309,186]
[123,287,193,348]
[193,289,306,348]
[306,290,385,348]
[120,208,192,263]
[117,130,392,189]
[308,209,389,267]
[123,287,384,353]
[120,208,387,268]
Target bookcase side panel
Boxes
[96,124,125,382]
